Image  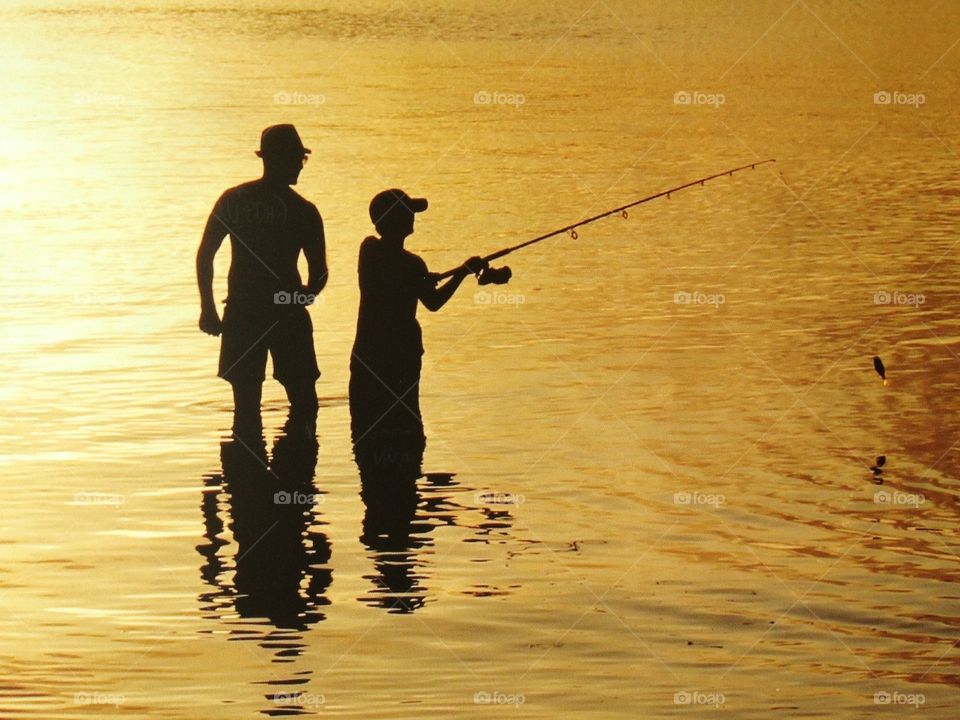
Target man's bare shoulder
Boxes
[283,187,321,217]
[213,179,261,208]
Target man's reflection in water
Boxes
[198,415,332,661]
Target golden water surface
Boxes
[0,1,958,717]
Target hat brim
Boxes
[255,147,311,158]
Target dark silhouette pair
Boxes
[196,124,485,441]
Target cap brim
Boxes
[407,197,428,212]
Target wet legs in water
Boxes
[283,380,318,437]
[230,380,318,437]
[231,382,263,436]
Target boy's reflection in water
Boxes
[354,425,431,613]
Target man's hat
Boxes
[369,189,428,226]
[255,124,311,158]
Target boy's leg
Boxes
[350,353,422,442]
[394,357,423,439]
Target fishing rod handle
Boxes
[433,249,510,281]
[434,257,492,282]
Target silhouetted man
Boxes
[197,124,327,433]
[349,189,485,442]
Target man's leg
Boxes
[219,303,270,435]
[272,307,320,435]
[283,379,318,429]
[231,381,263,437]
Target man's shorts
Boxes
[218,302,320,386]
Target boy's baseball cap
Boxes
[369,189,428,226]
[255,124,311,158]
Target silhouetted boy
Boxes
[349,189,484,441]
[196,124,328,433]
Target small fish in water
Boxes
[873,356,888,386]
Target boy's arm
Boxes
[419,273,465,312]
[418,256,487,312]
[196,204,228,336]
[303,209,328,296]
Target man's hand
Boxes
[298,285,317,306]
[199,307,222,336]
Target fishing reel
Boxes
[476,265,512,285]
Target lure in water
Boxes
[873,356,887,385]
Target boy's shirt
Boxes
[353,236,430,363]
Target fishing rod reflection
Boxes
[197,414,331,660]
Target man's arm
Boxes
[196,207,228,336]
[303,210,328,297]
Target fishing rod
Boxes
[440,158,776,285]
